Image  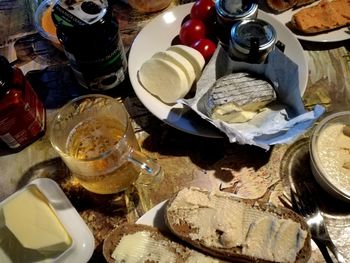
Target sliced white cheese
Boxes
[153,50,196,88]
[138,58,189,104]
[167,45,205,80]
[3,186,72,255]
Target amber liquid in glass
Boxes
[65,116,140,194]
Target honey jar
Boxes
[0,56,45,150]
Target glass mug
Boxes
[49,94,162,194]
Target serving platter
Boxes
[260,0,350,42]
[128,3,308,138]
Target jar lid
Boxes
[52,0,108,30]
[230,18,276,55]
[215,0,258,20]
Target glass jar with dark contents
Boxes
[215,0,258,47]
[52,0,127,91]
[229,19,276,63]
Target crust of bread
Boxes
[165,188,312,263]
[291,0,350,33]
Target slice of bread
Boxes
[103,223,227,263]
[266,0,318,12]
[291,0,350,34]
[165,187,312,263]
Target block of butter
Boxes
[0,178,94,263]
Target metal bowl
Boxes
[310,111,350,202]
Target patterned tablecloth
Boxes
[0,0,350,262]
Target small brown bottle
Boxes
[0,56,45,151]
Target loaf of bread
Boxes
[165,187,312,263]
[266,0,318,12]
[103,223,227,263]
[291,0,350,34]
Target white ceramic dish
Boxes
[136,200,168,229]
[0,178,95,263]
[262,1,350,42]
[310,112,350,202]
[128,3,308,138]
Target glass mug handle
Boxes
[127,149,163,185]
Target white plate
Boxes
[0,178,95,263]
[136,200,168,230]
[129,3,308,138]
[260,0,350,42]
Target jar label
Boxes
[52,0,108,27]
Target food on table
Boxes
[1,185,72,260]
[167,45,205,80]
[165,187,311,263]
[139,45,205,104]
[315,121,350,194]
[266,0,318,12]
[177,0,218,61]
[191,38,217,62]
[190,0,216,24]
[153,50,196,88]
[103,223,225,263]
[205,72,277,123]
[291,0,350,34]
[179,18,207,46]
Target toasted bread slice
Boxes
[103,223,226,263]
[291,0,350,34]
[165,187,312,263]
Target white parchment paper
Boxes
[179,47,325,150]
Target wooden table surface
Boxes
[0,0,350,262]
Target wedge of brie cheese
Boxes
[206,72,277,123]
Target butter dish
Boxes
[0,178,94,263]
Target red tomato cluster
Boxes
[178,0,217,62]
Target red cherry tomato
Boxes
[191,38,217,62]
[190,0,215,24]
[179,19,206,46]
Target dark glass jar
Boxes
[229,19,276,63]
[51,0,127,91]
[0,56,45,150]
[215,0,258,47]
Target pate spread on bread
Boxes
[291,0,350,34]
[165,187,312,263]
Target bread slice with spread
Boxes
[103,223,227,263]
[165,187,312,263]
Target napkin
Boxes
[179,47,325,150]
